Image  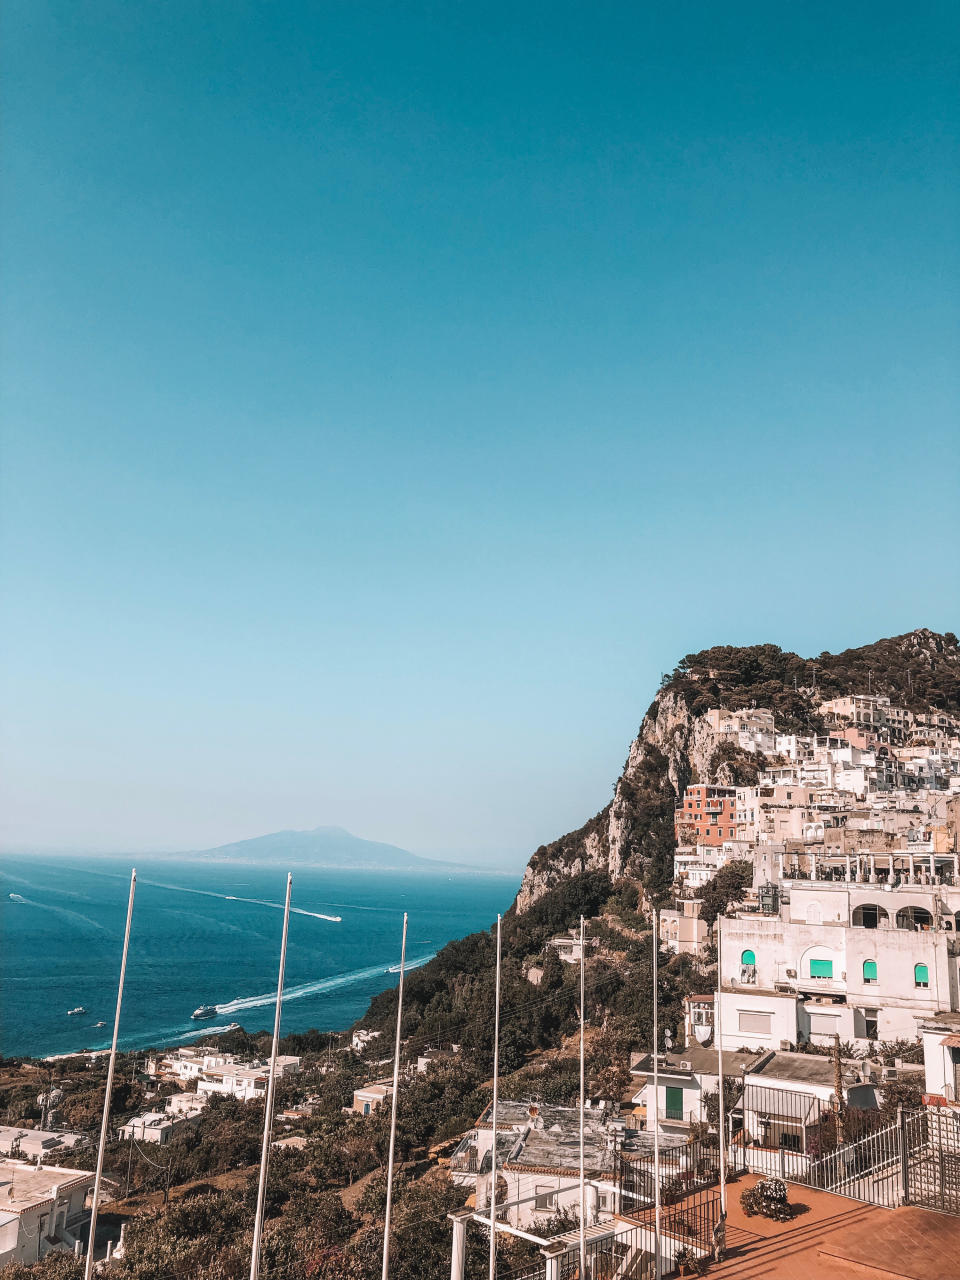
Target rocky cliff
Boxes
[514,627,960,913]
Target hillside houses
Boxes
[144,1047,300,1101]
[670,692,960,1054]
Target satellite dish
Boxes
[664,1030,674,1051]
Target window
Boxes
[362,1102,370,1116]
[741,950,756,966]
[915,964,930,989]
[779,1132,802,1152]
[535,1185,556,1211]
[738,1010,772,1035]
[864,1009,879,1039]
[863,960,878,984]
[809,959,833,979]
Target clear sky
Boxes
[2,2,958,866]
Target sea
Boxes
[0,854,518,1060]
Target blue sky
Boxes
[2,2,958,864]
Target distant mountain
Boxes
[194,825,459,870]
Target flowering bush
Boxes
[739,1176,792,1221]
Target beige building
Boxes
[0,1159,95,1267]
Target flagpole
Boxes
[652,908,661,1280]
[488,914,502,1280]
[716,912,727,1218]
[249,872,292,1280]
[579,914,587,1278]
[381,912,408,1280]
[84,868,136,1280]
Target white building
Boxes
[0,1126,86,1161]
[118,1092,206,1145]
[919,1012,960,1104]
[629,1045,763,1133]
[450,1101,641,1230]
[351,1029,383,1054]
[716,879,960,1053]
[658,900,708,956]
[195,1056,299,1102]
[0,1160,95,1267]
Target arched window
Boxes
[741,950,756,966]
[863,960,878,984]
[914,964,929,989]
[897,907,934,931]
[853,904,889,929]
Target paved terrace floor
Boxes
[656,1174,960,1280]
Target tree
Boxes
[879,1076,924,1120]
[698,862,753,928]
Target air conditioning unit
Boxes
[883,1067,898,1080]
[786,968,797,978]
[680,1061,693,1071]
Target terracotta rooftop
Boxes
[706,1174,960,1280]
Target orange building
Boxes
[675,783,737,845]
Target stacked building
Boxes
[671,693,960,1057]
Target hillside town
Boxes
[4,682,960,1278]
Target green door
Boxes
[665,1086,684,1121]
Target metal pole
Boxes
[488,914,502,1280]
[652,909,661,1280]
[579,915,586,1279]
[716,913,727,1217]
[249,873,292,1280]
[381,912,408,1280]
[84,868,136,1280]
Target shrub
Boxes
[739,1176,792,1221]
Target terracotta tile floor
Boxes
[678,1175,960,1280]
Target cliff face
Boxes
[513,627,960,913]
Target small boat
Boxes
[94,1021,106,1028]
[191,1005,217,1020]
[67,1007,87,1016]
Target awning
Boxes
[940,1034,960,1048]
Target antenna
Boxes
[579,914,586,1279]
[488,915,502,1280]
[249,873,292,1280]
[381,913,408,1280]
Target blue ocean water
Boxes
[0,855,517,1059]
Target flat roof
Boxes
[0,1160,94,1212]
[749,1051,864,1089]
[631,1045,763,1077]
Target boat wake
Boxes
[172,1022,241,1042]
[142,880,342,922]
[4,893,108,932]
[215,954,436,1015]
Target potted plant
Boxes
[674,1246,695,1276]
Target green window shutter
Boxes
[665,1086,684,1119]
[915,964,929,986]
[863,960,877,982]
[741,949,756,966]
[810,959,833,978]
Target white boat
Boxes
[94,1021,106,1028]
[191,1004,217,1020]
[66,1007,86,1016]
